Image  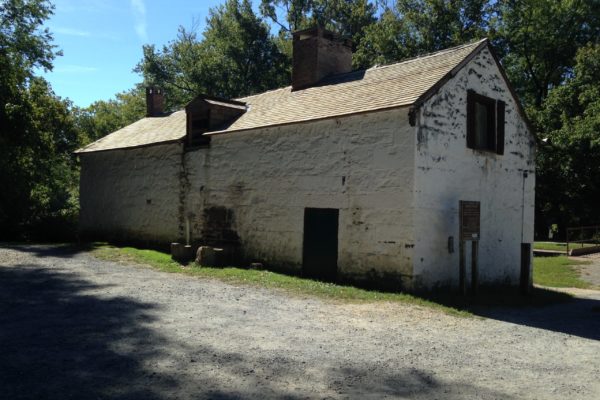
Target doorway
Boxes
[302,208,338,282]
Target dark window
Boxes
[467,90,505,155]
[187,110,211,148]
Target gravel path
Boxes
[1,244,599,400]
[575,253,600,287]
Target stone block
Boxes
[171,242,193,262]
[196,246,225,267]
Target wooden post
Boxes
[459,239,466,295]
[459,200,480,296]
[471,240,478,295]
[520,243,532,295]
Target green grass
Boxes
[90,244,470,317]
[534,242,568,251]
[533,255,591,288]
[88,243,576,316]
[534,241,598,252]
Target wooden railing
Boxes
[566,225,600,255]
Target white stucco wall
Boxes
[183,109,416,286]
[79,46,535,291]
[79,143,182,243]
[412,48,535,289]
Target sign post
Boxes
[459,201,480,295]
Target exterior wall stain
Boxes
[79,46,534,291]
[178,146,192,241]
[186,108,416,285]
[412,48,535,290]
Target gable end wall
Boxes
[412,47,535,289]
[79,143,182,244]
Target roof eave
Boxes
[204,104,413,137]
[75,137,185,155]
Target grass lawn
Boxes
[90,243,470,317]
[534,242,568,252]
[87,243,575,315]
[534,241,598,252]
[533,255,591,288]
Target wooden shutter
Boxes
[496,100,505,155]
[466,90,475,149]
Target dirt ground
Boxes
[1,244,599,400]
[574,252,600,287]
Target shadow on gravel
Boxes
[424,288,600,341]
[326,366,517,399]
[475,295,600,341]
[0,242,104,259]
[155,342,517,399]
[0,264,176,400]
[0,253,515,399]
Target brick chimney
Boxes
[146,87,164,117]
[292,27,352,91]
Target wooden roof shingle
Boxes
[77,39,486,153]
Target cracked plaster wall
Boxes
[79,143,182,244]
[184,109,416,286]
[412,48,535,289]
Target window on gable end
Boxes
[467,90,505,155]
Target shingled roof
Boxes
[77,39,488,153]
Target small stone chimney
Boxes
[146,87,164,117]
[292,27,352,91]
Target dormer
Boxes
[185,95,247,148]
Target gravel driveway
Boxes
[575,253,600,287]
[1,244,599,400]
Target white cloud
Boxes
[130,0,148,42]
[54,65,98,73]
[54,27,91,37]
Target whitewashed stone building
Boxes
[77,28,535,291]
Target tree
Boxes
[0,0,81,239]
[75,86,146,144]
[260,0,376,52]
[493,0,600,237]
[534,44,600,237]
[136,0,289,107]
[355,0,492,68]
[494,0,600,108]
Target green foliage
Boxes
[136,0,289,107]
[74,86,146,144]
[494,0,600,107]
[260,0,376,49]
[0,0,82,240]
[354,0,491,67]
[259,0,313,32]
[534,43,600,235]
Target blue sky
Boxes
[42,0,242,107]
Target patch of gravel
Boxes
[1,244,599,399]
[574,253,600,288]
